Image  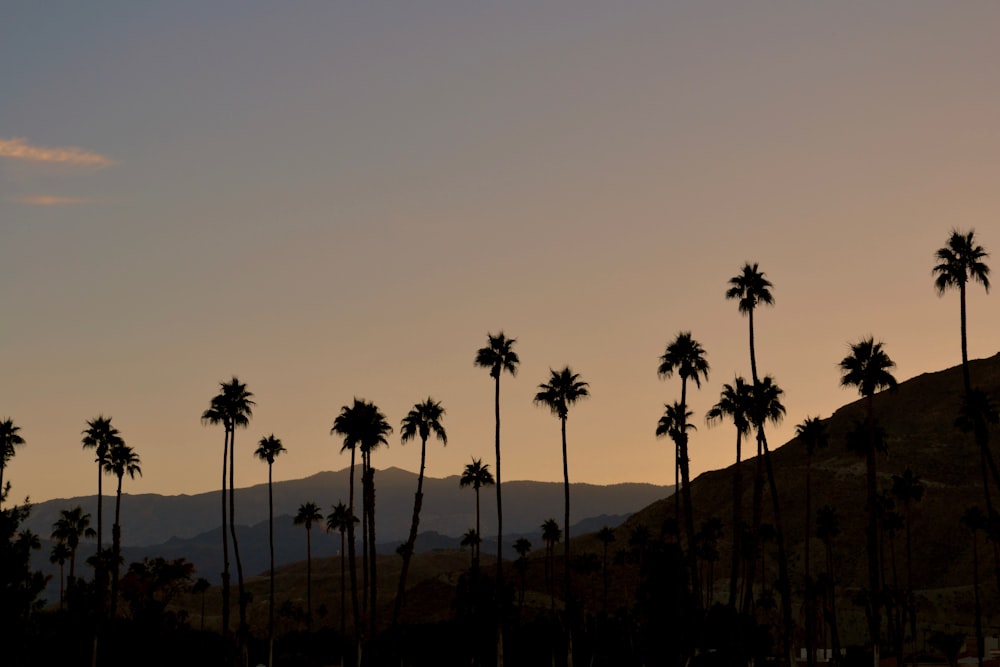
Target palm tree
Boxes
[394,398,447,626]
[513,537,532,609]
[596,526,615,613]
[796,416,828,667]
[658,331,709,609]
[81,416,123,554]
[292,501,323,630]
[534,368,589,617]
[840,337,897,665]
[816,505,842,662]
[541,518,562,609]
[892,468,924,666]
[726,262,774,386]
[51,506,96,595]
[201,377,255,641]
[459,458,495,569]
[706,377,753,608]
[255,434,285,667]
[332,398,391,639]
[325,501,355,637]
[961,506,986,667]
[933,229,990,392]
[0,418,25,506]
[104,441,141,619]
[50,540,71,610]
[192,577,211,631]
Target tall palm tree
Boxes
[50,540,71,610]
[541,518,562,609]
[706,377,753,607]
[81,416,123,554]
[535,366,589,667]
[795,416,828,667]
[332,398,392,640]
[816,505,842,662]
[961,506,986,667]
[933,229,990,392]
[0,418,25,506]
[892,468,924,667]
[840,337,897,666]
[202,377,255,642]
[51,506,96,595]
[459,458,495,569]
[255,434,285,667]
[292,501,322,631]
[726,262,774,386]
[658,331,709,608]
[104,441,141,619]
[325,501,355,637]
[394,398,447,626]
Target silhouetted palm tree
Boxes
[596,526,615,613]
[81,416,123,554]
[541,518,562,609]
[840,337,897,666]
[202,377,255,642]
[796,416,828,667]
[394,398,447,626]
[706,377,753,608]
[816,505,842,662]
[324,501,355,637]
[192,577,210,631]
[332,398,391,639]
[726,262,773,386]
[513,537,532,610]
[962,506,987,667]
[255,433,285,667]
[534,367,590,638]
[51,506,96,594]
[0,418,25,506]
[104,441,140,619]
[933,229,990,392]
[460,458,494,569]
[50,540,71,610]
[891,468,924,665]
[658,331,709,609]
[461,529,481,569]
[294,502,323,630]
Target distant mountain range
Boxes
[23,469,672,592]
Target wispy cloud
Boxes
[14,195,104,206]
[0,137,115,167]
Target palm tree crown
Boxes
[400,398,447,447]
[795,416,828,456]
[1,418,25,500]
[839,338,897,398]
[254,434,286,465]
[293,501,322,530]
[533,367,590,419]
[656,402,696,442]
[657,331,710,389]
[460,458,495,491]
[104,442,142,481]
[933,229,990,295]
[331,398,393,454]
[82,415,123,463]
[705,378,753,435]
[474,331,520,380]
[726,261,775,315]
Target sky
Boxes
[2,1,999,505]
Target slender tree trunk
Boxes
[267,464,275,667]
[221,430,231,640]
[367,465,378,635]
[306,525,313,631]
[229,429,248,666]
[805,454,816,667]
[394,436,428,626]
[960,285,970,391]
[561,416,574,667]
[865,396,881,667]
[972,527,984,667]
[826,541,842,662]
[494,374,505,667]
[347,450,360,637]
[743,427,766,614]
[761,434,794,666]
[59,561,65,610]
[729,431,743,608]
[361,455,369,624]
[340,529,346,639]
[111,477,123,620]
[904,507,916,667]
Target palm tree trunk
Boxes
[826,541,842,662]
[494,374,504,585]
[729,431,743,608]
[367,464,378,635]
[111,475,123,620]
[306,525,313,631]
[339,529,346,639]
[865,396,881,667]
[267,464,275,667]
[97,461,104,552]
[361,455,369,626]
[761,434,794,666]
[221,430,231,639]
[229,430,248,665]
[805,455,816,667]
[960,284,970,391]
[743,427,766,614]
[347,449,360,637]
[394,436,428,626]
[972,529,984,667]
[59,561,65,610]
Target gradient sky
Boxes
[3,2,999,504]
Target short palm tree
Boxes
[202,377,255,641]
[81,415,123,554]
[50,540,71,610]
[459,458,495,568]
[255,434,285,667]
[795,416,828,667]
[513,537,532,609]
[394,398,447,626]
[104,441,141,619]
[706,377,753,607]
[325,501,355,636]
[461,529,481,569]
[541,518,562,608]
[293,501,322,630]
[840,337,897,665]
[816,505,842,662]
[51,506,96,594]
[0,418,25,506]
[192,577,211,631]
[534,367,589,620]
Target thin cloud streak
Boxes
[0,137,115,167]
[14,195,104,206]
